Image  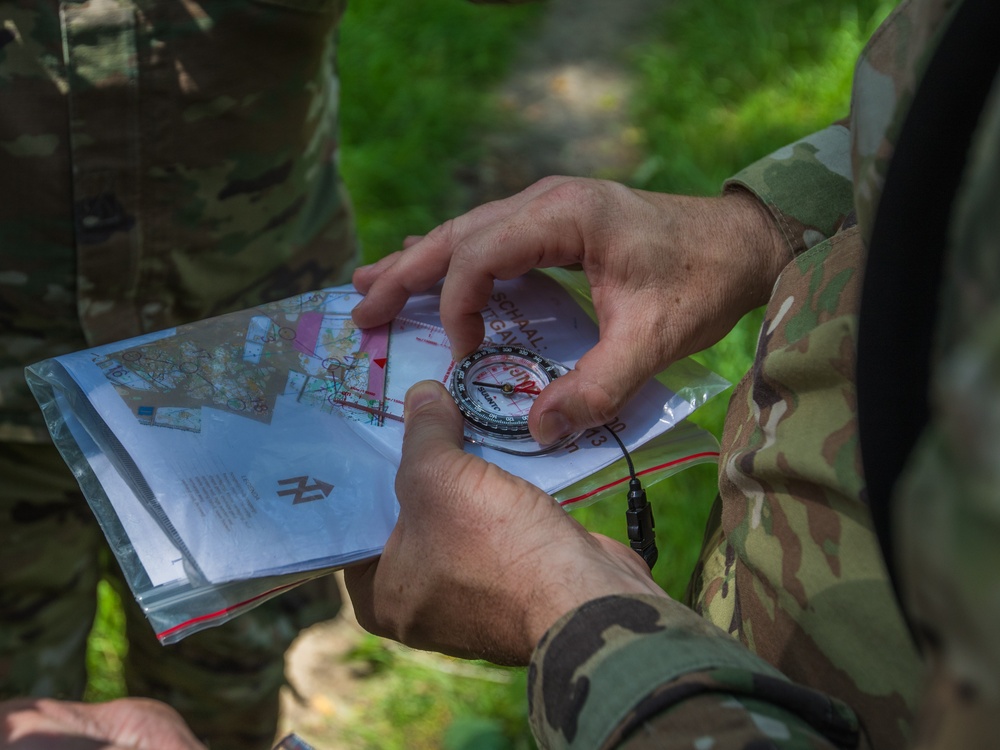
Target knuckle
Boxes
[540,177,598,210]
[426,217,459,244]
[547,177,623,213]
[396,446,453,495]
[584,379,623,425]
[531,174,571,192]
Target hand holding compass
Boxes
[450,344,657,565]
[343,380,666,666]
[450,345,581,455]
[353,177,788,446]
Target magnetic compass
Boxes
[450,345,580,455]
[451,345,658,568]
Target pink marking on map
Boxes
[293,312,324,357]
[360,324,390,401]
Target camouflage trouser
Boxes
[686,227,923,749]
[0,439,341,750]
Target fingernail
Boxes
[537,410,570,445]
[405,380,444,415]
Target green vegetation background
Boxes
[86,0,894,747]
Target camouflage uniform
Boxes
[529,0,1000,747]
[0,0,358,747]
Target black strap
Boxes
[856,0,1000,597]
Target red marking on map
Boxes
[360,324,389,402]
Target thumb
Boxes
[529,330,661,444]
[399,380,467,473]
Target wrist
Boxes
[720,187,792,304]
[519,544,669,655]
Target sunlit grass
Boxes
[334,635,534,750]
[84,579,127,702]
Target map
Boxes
[93,291,390,432]
[27,276,727,610]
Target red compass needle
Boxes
[471,380,542,396]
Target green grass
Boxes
[337,0,542,262]
[85,0,893,745]
[336,635,534,750]
[83,578,127,702]
[630,0,895,197]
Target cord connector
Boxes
[625,477,657,569]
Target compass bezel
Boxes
[450,345,562,440]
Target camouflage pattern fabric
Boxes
[725,123,855,255]
[528,595,862,750]
[0,443,101,701]
[689,223,921,749]
[890,63,1000,749]
[0,0,358,444]
[528,0,1000,748]
[2,0,535,744]
[1,0,356,746]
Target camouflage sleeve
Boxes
[528,594,863,750]
[723,124,854,257]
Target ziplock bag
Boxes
[25,273,729,641]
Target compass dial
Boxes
[450,345,562,441]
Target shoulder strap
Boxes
[856,0,1000,597]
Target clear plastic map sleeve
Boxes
[24,275,729,642]
[26,358,343,644]
[553,419,721,510]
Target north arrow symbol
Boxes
[276,476,335,504]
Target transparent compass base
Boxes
[461,427,582,456]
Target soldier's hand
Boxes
[352,176,788,446]
[0,697,206,750]
[342,381,666,665]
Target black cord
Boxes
[604,425,657,569]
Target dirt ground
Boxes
[278,2,662,746]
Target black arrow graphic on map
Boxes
[276,476,335,505]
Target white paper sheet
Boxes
[50,276,693,585]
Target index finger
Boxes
[438,191,601,357]
[350,189,545,329]
[351,177,579,332]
